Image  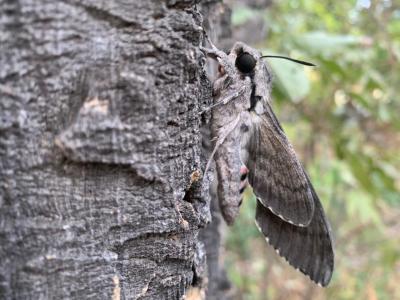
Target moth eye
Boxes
[236,52,256,73]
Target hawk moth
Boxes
[201,39,334,286]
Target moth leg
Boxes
[204,112,242,176]
[199,88,246,115]
[200,34,225,59]
[200,38,235,75]
[200,46,225,61]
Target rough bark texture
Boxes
[0,1,231,299]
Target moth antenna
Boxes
[261,55,316,66]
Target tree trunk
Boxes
[0,1,231,299]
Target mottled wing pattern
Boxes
[255,175,334,286]
[247,103,314,226]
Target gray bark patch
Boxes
[0,0,232,299]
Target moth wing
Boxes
[247,103,314,226]
[255,177,334,286]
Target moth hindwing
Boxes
[202,39,334,286]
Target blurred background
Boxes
[221,0,400,299]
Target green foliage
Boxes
[267,58,311,102]
[226,1,400,299]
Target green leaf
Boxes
[347,190,382,225]
[346,153,377,196]
[295,31,363,56]
[266,53,311,102]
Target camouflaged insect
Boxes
[202,39,335,287]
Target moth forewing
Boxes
[247,111,315,226]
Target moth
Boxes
[201,38,335,286]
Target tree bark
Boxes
[0,1,231,299]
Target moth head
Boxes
[230,43,264,75]
[202,40,314,100]
[231,42,316,75]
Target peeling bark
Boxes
[0,1,232,299]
